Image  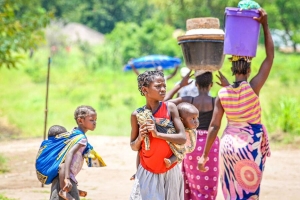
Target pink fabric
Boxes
[70,138,87,183]
[182,130,219,200]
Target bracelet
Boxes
[65,177,70,179]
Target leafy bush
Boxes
[97,19,182,70]
[265,97,300,135]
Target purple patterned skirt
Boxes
[182,129,220,200]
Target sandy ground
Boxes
[0,136,299,200]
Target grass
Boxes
[0,155,8,174]
[0,194,16,200]
[0,45,299,146]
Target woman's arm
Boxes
[198,97,224,171]
[130,111,145,151]
[165,65,179,80]
[164,69,193,103]
[250,8,274,95]
[131,64,140,76]
[145,102,186,144]
[63,143,84,191]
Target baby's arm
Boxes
[146,102,186,144]
[63,143,84,192]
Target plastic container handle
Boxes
[223,11,226,31]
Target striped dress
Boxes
[218,81,270,200]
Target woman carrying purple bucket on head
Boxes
[198,8,274,200]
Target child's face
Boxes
[145,76,166,101]
[181,110,199,129]
[79,112,97,131]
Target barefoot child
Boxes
[36,105,105,200]
[53,105,97,200]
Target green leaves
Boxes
[0,0,51,68]
[104,19,181,69]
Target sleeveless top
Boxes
[218,81,261,123]
[191,97,215,130]
[139,101,176,173]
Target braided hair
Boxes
[137,70,164,96]
[195,72,213,89]
[231,58,251,75]
[48,125,67,138]
[74,105,96,123]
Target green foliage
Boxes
[0,194,16,200]
[264,0,300,50]
[0,154,9,174]
[265,97,300,135]
[0,194,15,200]
[0,45,299,142]
[41,0,154,34]
[102,19,182,69]
[0,0,51,68]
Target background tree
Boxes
[97,19,182,70]
[41,0,155,34]
[0,0,51,68]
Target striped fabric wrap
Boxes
[218,81,261,124]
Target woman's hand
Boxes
[179,69,193,88]
[63,178,73,192]
[138,124,149,141]
[253,8,268,26]
[144,119,159,138]
[216,71,230,87]
[197,155,209,172]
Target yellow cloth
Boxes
[85,149,107,167]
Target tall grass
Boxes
[0,45,299,142]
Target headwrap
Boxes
[228,55,252,63]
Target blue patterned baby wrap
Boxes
[35,128,92,184]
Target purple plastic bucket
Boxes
[223,7,260,57]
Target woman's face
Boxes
[144,76,166,101]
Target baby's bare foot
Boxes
[59,190,75,200]
[164,158,172,168]
[78,189,87,197]
[130,174,136,180]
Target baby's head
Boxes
[48,125,67,138]
[177,102,199,129]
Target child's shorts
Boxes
[49,175,80,200]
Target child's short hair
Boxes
[48,125,67,138]
[74,105,96,122]
[177,102,198,117]
[137,70,164,96]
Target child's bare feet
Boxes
[59,189,75,200]
[78,189,87,197]
[130,174,136,180]
[164,158,172,168]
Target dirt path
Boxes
[0,136,299,200]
